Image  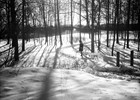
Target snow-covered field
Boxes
[0,31,140,100]
[0,68,140,100]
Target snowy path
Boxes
[1,68,140,100]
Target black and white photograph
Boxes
[0,0,140,100]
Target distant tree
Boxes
[22,0,25,51]
[56,0,62,45]
[79,0,82,41]
[85,0,90,38]
[71,0,73,44]
[106,0,110,47]
[54,0,57,45]
[126,0,131,48]
[97,0,101,51]
[119,0,124,39]
[6,0,11,44]
[91,0,95,52]
[112,0,117,56]
[116,0,120,44]
[138,0,140,51]
[39,0,48,44]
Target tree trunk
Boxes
[138,33,140,52]
[85,0,90,38]
[11,0,19,61]
[138,0,140,51]
[107,0,109,47]
[98,0,101,51]
[116,0,119,44]
[57,0,62,45]
[111,1,117,56]
[123,31,127,49]
[41,0,48,44]
[6,0,10,44]
[71,0,73,44]
[22,0,25,51]
[112,31,116,56]
[32,17,36,45]
[54,0,57,45]
[91,0,95,52]
[79,0,82,41]
[127,0,131,48]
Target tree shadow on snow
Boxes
[20,45,37,59]
[103,55,116,67]
[37,68,53,100]
[52,46,62,69]
[42,45,56,67]
[37,46,62,100]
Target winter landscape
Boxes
[0,0,140,100]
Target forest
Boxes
[0,0,140,100]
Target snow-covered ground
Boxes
[0,31,140,100]
[0,68,140,100]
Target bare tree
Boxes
[22,0,25,51]
[111,0,117,56]
[85,0,90,38]
[6,0,11,44]
[54,0,57,45]
[91,0,95,52]
[126,0,131,48]
[79,0,82,41]
[106,0,110,47]
[138,0,140,51]
[97,0,101,51]
[116,0,120,44]
[71,0,73,44]
[56,0,62,45]
[41,0,48,44]
[11,0,19,61]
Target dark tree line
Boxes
[0,0,64,61]
[75,0,140,53]
[82,0,140,54]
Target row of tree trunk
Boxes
[9,0,64,61]
[3,0,140,62]
[87,0,140,55]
